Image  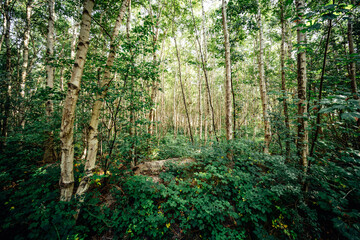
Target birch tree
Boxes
[60,0,95,202]
[75,0,130,201]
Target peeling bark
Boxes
[75,0,130,202]
[60,0,95,202]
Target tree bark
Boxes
[295,0,308,169]
[43,0,57,164]
[257,2,271,153]
[222,0,233,141]
[75,0,130,202]
[60,0,95,202]
[280,0,290,160]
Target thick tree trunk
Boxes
[174,36,194,143]
[60,0,95,202]
[295,0,308,169]
[257,3,271,153]
[75,0,130,201]
[222,0,233,141]
[43,0,57,164]
[280,1,290,160]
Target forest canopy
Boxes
[0,0,360,239]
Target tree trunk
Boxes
[197,62,202,141]
[75,0,130,202]
[222,0,233,141]
[257,2,271,153]
[348,0,358,99]
[280,0,290,160]
[60,0,95,202]
[190,0,218,141]
[310,18,332,156]
[43,0,57,164]
[174,36,194,143]
[1,0,11,152]
[20,0,32,99]
[0,4,7,53]
[295,0,308,169]
[148,1,163,135]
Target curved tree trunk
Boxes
[60,0,95,202]
[75,0,130,202]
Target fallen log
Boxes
[132,157,195,182]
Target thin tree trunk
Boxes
[60,0,95,202]
[20,0,32,99]
[257,2,271,153]
[173,73,177,138]
[190,0,218,141]
[197,61,202,141]
[309,19,332,157]
[148,1,164,135]
[126,0,136,167]
[222,0,233,141]
[70,6,81,60]
[43,0,57,163]
[0,4,7,53]
[280,1,290,160]
[295,0,308,169]
[1,0,11,152]
[174,36,194,143]
[75,0,129,202]
[348,0,358,98]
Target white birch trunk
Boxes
[60,0,95,202]
[75,0,130,200]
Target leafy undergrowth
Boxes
[1,140,359,239]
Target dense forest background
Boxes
[0,0,360,239]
